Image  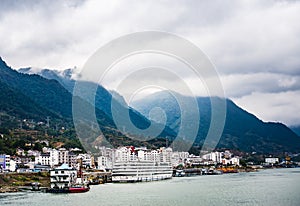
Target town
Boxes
[1,145,299,178]
[1,146,299,173]
[1,146,241,173]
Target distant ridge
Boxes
[19,66,176,139]
[131,91,300,154]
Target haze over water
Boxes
[1,168,300,206]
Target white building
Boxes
[115,147,137,162]
[98,147,114,158]
[265,157,279,164]
[8,159,16,172]
[159,147,172,163]
[187,154,203,165]
[68,152,78,168]
[50,164,77,189]
[97,156,112,170]
[50,149,59,166]
[58,148,69,165]
[136,147,157,162]
[36,153,51,166]
[221,157,240,166]
[201,151,240,166]
[170,151,189,166]
[77,153,93,168]
[35,148,82,168]
[202,151,223,163]
[35,148,59,167]
[27,150,41,157]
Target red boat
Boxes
[69,185,90,193]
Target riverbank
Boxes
[0,172,49,193]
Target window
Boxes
[61,171,64,174]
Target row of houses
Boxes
[35,147,93,169]
[0,147,93,172]
[201,150,240,166]
[1,146,242,173]
[96,147,241,171]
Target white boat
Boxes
[112,160,173,182]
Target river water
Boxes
[1,168,300,206]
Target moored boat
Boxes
[68,185,90,193]
[112,161,173,183]
[46,163,90,193]
[45,184,89,193]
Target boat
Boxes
[206,168,223,175]
[31,182,41,191]
[18,182,42,192]
[174,169,186,177]
[112,160,173,183]
[45,187,69,193]
[88,178,102,185]
[69,185,90,193]
[45,184,89,193]
[217,167,238,173]
[46,163,90,193]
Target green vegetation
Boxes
[0,57,165,154]
[0,172,50,190]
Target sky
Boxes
[0,0,299,126]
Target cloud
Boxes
[221,72,300,97]
[0,0,299,126]
[233,90,300,126]
[1,0,300,74]
[181,1,300,75]
[0,0,186,69]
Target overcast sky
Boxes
[0,0,299,126]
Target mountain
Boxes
[0,57,123,150]
[0,61,72,118]
[131,91,300,154]
[290,126,300,137]
[19,67,176,139]
[0,57,176,153]
[8,58,300,155]
[0,80,58,121]
[18,67,75,92]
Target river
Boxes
[1,168,300,206]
